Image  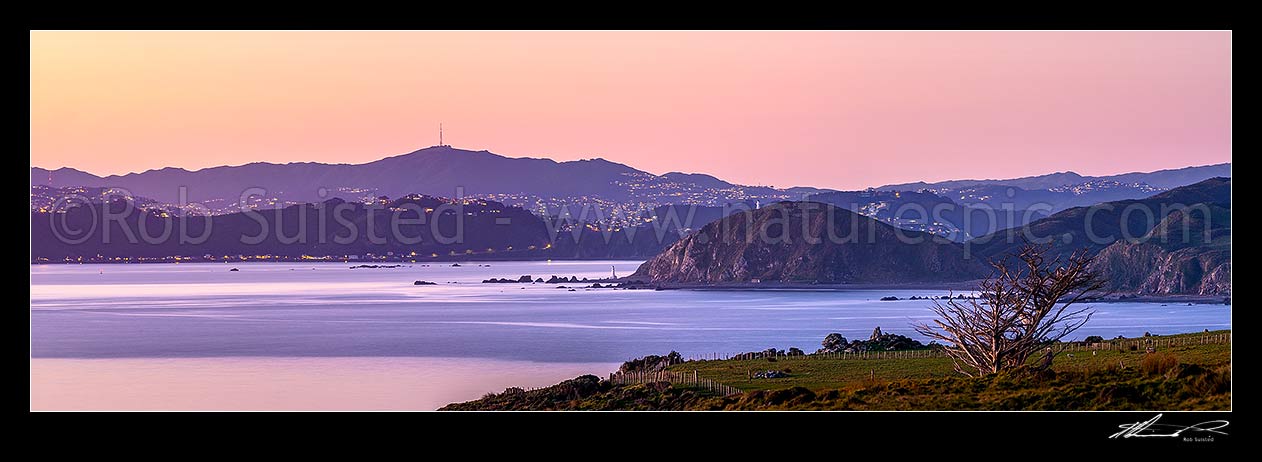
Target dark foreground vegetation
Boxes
[441,330,1230,411]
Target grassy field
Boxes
[443,330,1230,410]
[667,330,1232,392]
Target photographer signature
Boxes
[1110,414,1229,439]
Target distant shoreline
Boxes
[614,280,1228,304]
[29,257,649,265]
[617,280,985,292]
[31,260,1229,305]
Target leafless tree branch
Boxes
[912,242,1106,377]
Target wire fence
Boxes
[673,332,1231,363]
[609,370,743,396]
[592,333,1231,398]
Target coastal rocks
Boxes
[484,275,590,284]
[349,264,403,269]
[619,352,684,373]
[229,268,239,271]
[731,348,788,360]
[882,294,973,301]
[413,280,437,285]
[816,328,927,354]
[753,370,789,379]
[822,333,848,352]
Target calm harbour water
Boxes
[31,261,1230,410]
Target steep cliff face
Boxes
[1090,205,1231,295]
[1093,242,1230,295]
[631,201,986,284]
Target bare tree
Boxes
[913,243,1106,377]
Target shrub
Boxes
[1084,335,1104,343]
[1183,365,1231,396]
[1140,352,1179,376]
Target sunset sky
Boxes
[30,31,1230,190]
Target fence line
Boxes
[587,333,1231,398]
[1064,332,1232,353]
[608,370,743,396]
[675,333,1231,363]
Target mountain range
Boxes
[32,146,1228,223]
[968,177,1231,262]
[30,142,1231,295]
[877,163,1230,217]
[31,146,788,209]
[30,145,1230,294]
[878,163,1231,191]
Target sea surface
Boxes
[31,261,1230,410]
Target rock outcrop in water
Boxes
[631,201,985,284]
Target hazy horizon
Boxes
[31,31,1230,190]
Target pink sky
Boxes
[30,31,1230,190]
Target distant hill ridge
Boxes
[32,146,666,204]
[879,163,1230,191]
[32,146,1228,209]
[633,178,1230,295]
[30,193,679,261]
[632,201,985,284]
